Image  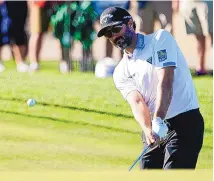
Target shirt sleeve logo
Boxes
[157,49,167,62]
[146,57,152,64]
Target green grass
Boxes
[0,61,212,171]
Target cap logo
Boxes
[100,14,113,24]
[123,16,131,19]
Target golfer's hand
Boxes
[152,117,168,139]
[144,129,156,145]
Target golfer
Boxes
[97,7,204,169]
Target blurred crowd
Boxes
[0,0,212,76]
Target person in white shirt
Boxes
[97,7,204,169]
[174,0,213,75]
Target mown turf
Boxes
[0,61,212,170]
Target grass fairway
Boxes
[0,61,212,171]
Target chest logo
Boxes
[157,49,167,62]
[146,57,152,64]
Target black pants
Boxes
[140,109,204,169]
[0,1,28,46]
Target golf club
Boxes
[128,144,151,171]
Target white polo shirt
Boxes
[113,29,199,119]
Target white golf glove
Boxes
[152,117,168,139]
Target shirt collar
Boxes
[136,33,145,49]
[124,33,145,59]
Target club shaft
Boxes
[128,146,151,171]
[128,132,175,171]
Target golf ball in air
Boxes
[27,99,36,107]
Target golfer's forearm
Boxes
[131,100,152,131]
[153,80,173,120]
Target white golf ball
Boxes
[27,99,36,107]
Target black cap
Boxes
[97,7,132,37]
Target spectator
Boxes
[91,0,130,61]
[0,1,28,72]
[28,1,61,72]
[138,1,173,35]
[178,0,213,75]
[51,1,97,72]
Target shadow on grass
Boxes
[190,69,213,78]
[0,97,212,134]
[1,107,212,151]
[0,109,139,135]
[0,97,133,119]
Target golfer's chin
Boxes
[110,40,129,50]
[116,44,130,50]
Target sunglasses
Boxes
[104,24,124,38]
